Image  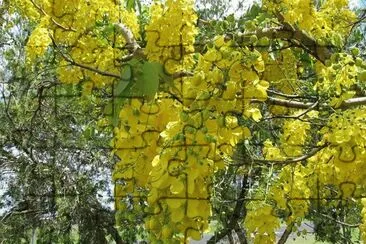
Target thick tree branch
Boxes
[239,18,332,63]
[234,223,248,244]
[277,222,295,244]
[105,225,125,244]
[114,23,140,52]
[276,13,332,63]
[340,96,366,108]
[114,23,145,61]
[208,176,248,244]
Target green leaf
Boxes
[64,84,77,96]
[121,64,132,82]
[126,0,135,11]
[244,3,261,20]
[104,103,113,118]
[114,64,133,97]
[136,61,163,100]
[226,14,235,24]
[112,101,123,127]
[83,126,94,140]
[104,98,125,127]
[136,0,142,14]
[114,80,129,97]
[103,24,115,36]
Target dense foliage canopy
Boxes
[1,0,366,243]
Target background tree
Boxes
[0,7,140,243]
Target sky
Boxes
[207,0,364,18]
[350,0,366,8]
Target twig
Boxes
[252,96,366,109]
[264,100,319,120]
[232,145,326,167]
[252,96,315,109]
[29,0,76,32]
[172,71,194,79]
[314,211,360,228]
[49,35,121,79]
[267,89,312,99]
[1,209,40,222]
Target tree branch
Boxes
[239,19,332,63]
[49,35,122,79]
[276,13,332,63]
[114,23,139,52]
[208,176,248,243]
[263,96,316,109]
[340,96,366,108]
[264,100,319,120]
[233,145,326,167]
[251,96,366,109]
[105,225,126,244]
[114,23,144,61]
[172,71,194,79]
[234,223,248,244]
[1,208,40,223]
[277,222,295,244]
[29,0,76,31]
[314,211,361,228]
[267,89,318,99]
